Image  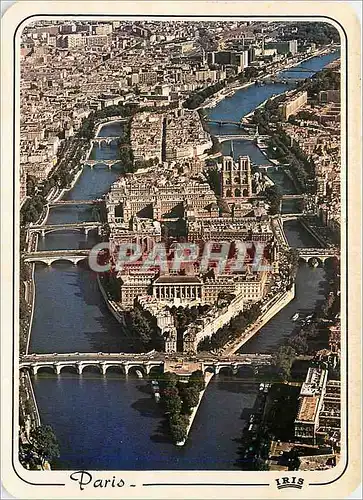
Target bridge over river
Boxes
[90,136,120,147]
[296,247,339,263]
[49,199,103,207]
[28,221,102,237]
[20,352,274,376]
[23,249,90,266]
[214,133,258,142]
[82,159,121,168]
[22,243,338,267]
[207,119,258,130]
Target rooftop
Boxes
[296,395,319,423]
[154,276,202,284]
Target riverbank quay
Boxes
[97,274,126,326]
[271,216,290,248]
[222,286,295,356]
[19,243,38,355]
[177,372,214,446]
[23,262,36,355]
[19,369,41,432]
[50,163,85,204]
[19,372,54,471]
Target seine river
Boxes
[30,50,339,470]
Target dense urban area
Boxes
[18,19,341,473]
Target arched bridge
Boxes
[297,247,339,264]
[214,133,258,142]
[282,194,306,200]
[91,137,120,147]
[49,199,103,207]
[20,353,164,376]
[207,119,257,130]
[201,354,273,375]
[281,213,305,221]
[28,221,102,237]
[82,159,121,169]
[23,249,90,266]
[19,352,274,376]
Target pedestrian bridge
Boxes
[28,221,102,237]
[23,249,90,266]
[19,352,274,376]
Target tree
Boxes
[288,333,309,355]
[162,391,182,415]
[273,346,296,381]
[170,421,188,443]
[264,185,282,215]
[188,370,205,392]
[182,386,200,410]
[254,458,269,471]
[204,167,221,195]
[30,425,60,464]
[162,372,178,388]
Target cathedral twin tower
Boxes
[221,155,253,199]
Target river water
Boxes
[31,50,339,470]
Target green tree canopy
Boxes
[182,386,200,410]
[273,346,296,381]
[264,185,283,215]
[30,425,60,463]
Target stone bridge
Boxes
[258,164,281,172]
[207,119,257,130]
[19,352,274,376]
[296,247,339,264]
[28,222,102,237]
[281,213,306,221]
[282,194,305,200]
[91,137,120,147]
[20,353,164,376]
[23,249,90,266]
[49,199,103,207]
[214,134,257,142]
[82,159,121,169]
[201,354,273,374]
